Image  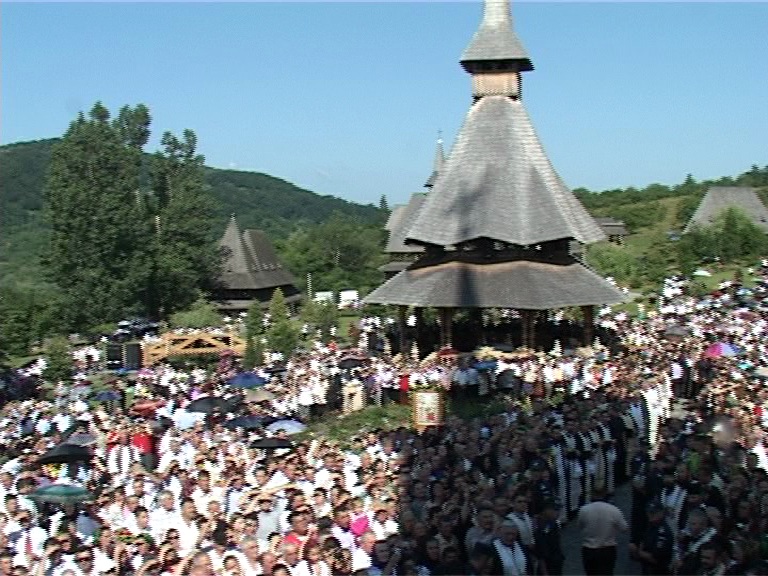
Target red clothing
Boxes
[284,532,308,548]
[105,431,121,453]
[131,433,154,455]
[399,374,410,392]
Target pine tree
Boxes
[243,300,265,368]
[43,336,73,384]
[43,102,150,330]
[266,289,300,358]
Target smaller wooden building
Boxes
[594,217,629,244]
[378,139,445,279]
[215,216,301,312]
[684,187,768,233]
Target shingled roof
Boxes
[385,193,427,254]
[594,217,629,237]
[684,187,768,233]
[384,205,406,232]
[424,138,446,189]
[364,259,626,309]
[461,0,533,71]
[403,95,606,248]
[219,217,298,291]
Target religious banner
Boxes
[411,390,445,431]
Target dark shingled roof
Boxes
[363,259,626,309]
[684,187,768,233]
[404,95,606,248]
[461,0,533,71]
[218,295,301,311]
[219,217,299,291]
[385,193,427,254]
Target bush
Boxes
[169,298,222,328]
[584,243,639,285]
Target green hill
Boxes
[0,138,383,290]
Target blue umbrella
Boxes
[94,390,121,402]
[228,372,267,389]
[266,420,306,435]
[473,361,498,372]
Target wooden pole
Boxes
[520,310,536,349]
[397,306,408,356]
[581,305,595,346]
[438,308,454,348]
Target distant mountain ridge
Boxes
[0,138,382,241]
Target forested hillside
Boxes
[0,138,381,239]
[0,138,384,291]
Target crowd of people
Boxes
[1,263,768,576]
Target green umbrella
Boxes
[30,484,95,505]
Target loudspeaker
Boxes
[124,343,142,371]
[106,344,123,370]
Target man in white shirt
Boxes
[12,512,47,570]
[577,486,628,576]
[150,490,180,543]
[351,531,376,572]
[190,471,224,517]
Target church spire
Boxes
[461,0,533,100]
[424,133,445,189]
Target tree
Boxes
[43,336,72,384]
[243,300,265,368]
[280,212,385,294]
[147,130,221,318]
[42,102,150,330]
[678,208,768,266]
[266,289,300,357]
[169,298,221,328]
[300,299,339,340]
[584,243,640,287]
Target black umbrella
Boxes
[38,444,92,465]
[264,364,287,374]
[250,437,294,450]
[186,396,233,414]
[339,358,365,370]
[223,415,263,430]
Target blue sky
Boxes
[2,2,767,207]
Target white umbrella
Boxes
[266,420,306,435]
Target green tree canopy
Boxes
[43,102,149,330]
[678,207,768,267]
[146,130,221,318]
[169,298,222,329]
[43,336,72,384]
[266,289,300,357]
[280,211,385,295]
